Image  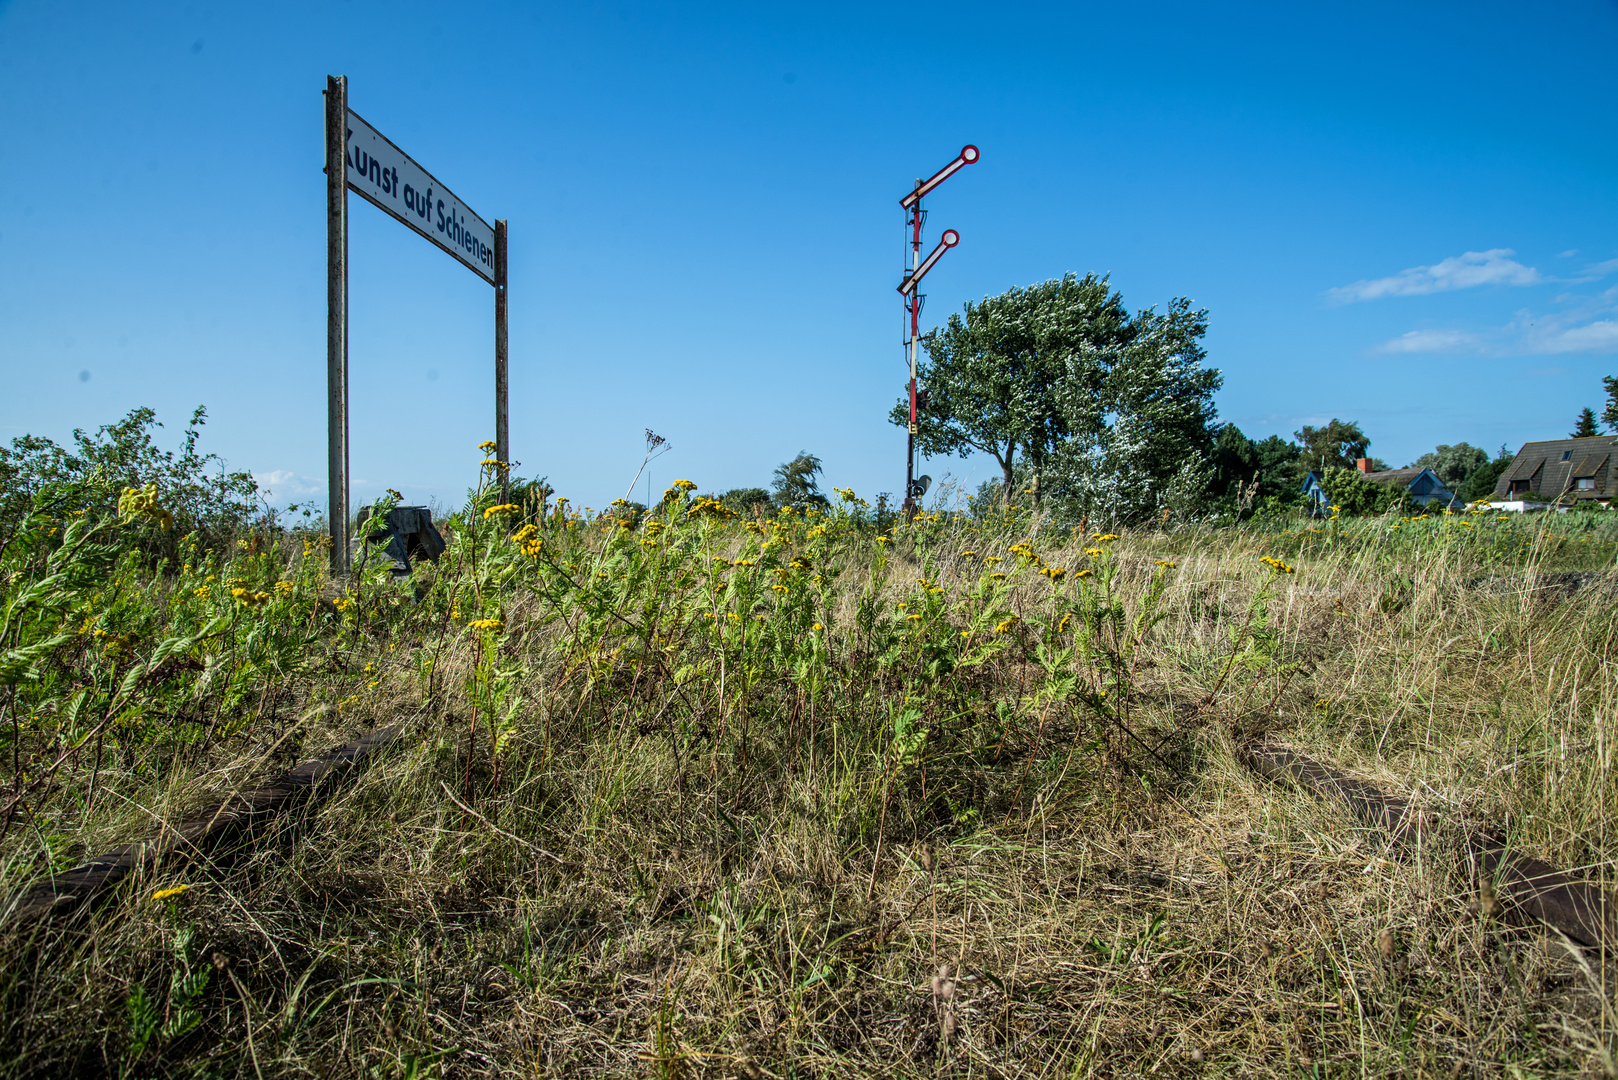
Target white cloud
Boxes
[1559,249,1580,258]
[1327,249,1542,304]
[254,469,325,500]
[1525,320,1618,354]
[1373,329,1481,354]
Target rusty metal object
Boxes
[1241,739,1618,951]
[5,725,400,928]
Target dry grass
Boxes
[2,510,1616,1078]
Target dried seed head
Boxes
[1377,928,1395,958]
[1189,1047,1205,1064]
[1259,941,1275,961]
[1479,882,1500,920]
[211,952,228,970]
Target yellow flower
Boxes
[876,536,891,545]
[995,616,1019,634]
[960,550,977,558]
[671,479,697,491]
[906,613,922,622]
[151,884,191,902]
[1154,559,1176,569]
[275,581,294,593]
[989,572,1007,581]
[479,439,498,452]
[812,622,824,632]
[483,503,520,518]
[1084,547,1104,558]
[467,618,504,631]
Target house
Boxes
[1299,460,1458,512]
[1353,461,1459,507]
[1300,471,1323,510]
[1494,435,1618,507]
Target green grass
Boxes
[1,465,1616,1077]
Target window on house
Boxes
[1510,479,1531,495]
[1576,476,1595,490]
[1562,450,1572,461]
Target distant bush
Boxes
[1317,466,1411,515]
[721,487,773,516]
[0,406,259,556]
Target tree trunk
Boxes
[1000,443,1016,506]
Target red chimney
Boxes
[1356,458,1372,474]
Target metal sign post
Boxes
[323,75,508,572]
[896,145,977,522]
[325,76,350,570]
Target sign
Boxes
[344,108,497,284]
[896,229,958,296]
[900,145,980,210]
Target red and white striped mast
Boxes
[897,144,978,522]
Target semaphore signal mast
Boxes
[897,144,978,522]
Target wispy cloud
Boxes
[1569,257,1618,282]
[254,469,325,500]
[1327,249,1542,304]
[1525,320,1618,354]
[1374,329,1480,354]
[1373,287,1618,357]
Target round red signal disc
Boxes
[960,145,980,164]
[941,229,960,246]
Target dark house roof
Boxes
[1362,467,1423,485]
[1494,436,1618,501]
[1363,466,1456,505]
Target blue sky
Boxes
[3,1,1616,511]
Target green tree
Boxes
[1211,424,1258,503]
[1046,297,1222,525]
[1254,435,1303,501]
[1603,376,1618,433]
[1458,444,1516,503]
[1294,419,1373,480]
[770,453,828,511]
[1571,407,1600,438]
[1410,443,1489,488]
[891,273,1132,504]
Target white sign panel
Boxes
[344,108,496,284]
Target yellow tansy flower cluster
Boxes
[118,483,174,530]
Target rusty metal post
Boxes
[494,218,509,504]
[325,75,350,574]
